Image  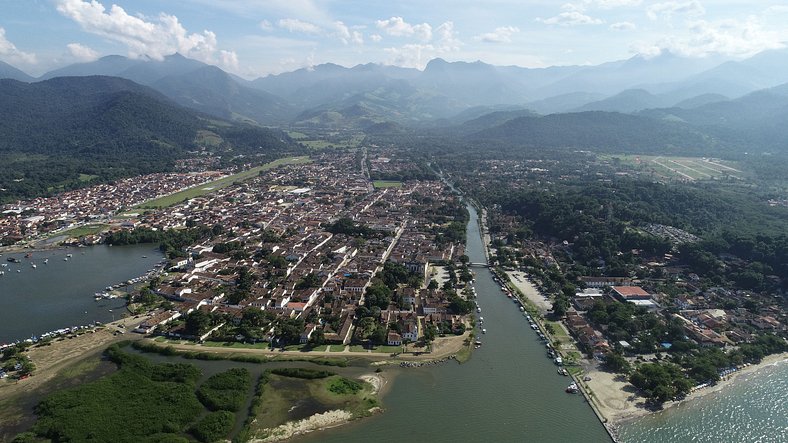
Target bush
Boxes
[328,377,363,395]
[270,368,334,379]
[197,368,251,412]
[32,347,203,442]
[190,411,235,443]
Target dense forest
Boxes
[0,77,298,203]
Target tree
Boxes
[185,310,212,337]
[427,279,439,290]
[602,352,632,374]
[309,327,326,347]
[365,282,392,309]
[552,295,570,318]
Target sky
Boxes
[1,0,787,78]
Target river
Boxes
[295,204,612,443]
[0,244,164,343]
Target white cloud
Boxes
[332,21,363,45]
[66,42,99,61]
[0,27,37,65]
[635,16,784,58]
[277,18,322,35]
[538,11,604,26]
[370,34,383,43]
[610,21,636,31]
[219,49,239,70]
[475,26,520,43]
[55,0,237,69]
[594,0,642,8]
[375,16,432,41]
[383,21,460,68]
[259,19,273,31]
[764,5,788,15]
[435,21,461,51]
[562,0,641,12]
[647,1,706,21]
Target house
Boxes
[611,286,651,301]
[579,276,632,288]
[387,332,403,346]
[299,323,318,344]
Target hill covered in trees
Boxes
[0,76,296,202]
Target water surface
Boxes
[0,244,163,343]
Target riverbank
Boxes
[146,330,470,364]
[505,270,552,313]
[585,352,788,430]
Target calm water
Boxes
[0,244,164,343]
[296,204,612,443]
[619,359,788,443]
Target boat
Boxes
[476,307,481,313]
[63,257,68,261]
[43,258,48,264]
[519,306,525,312]
[31,263,36,269]
[559,368,569,376]
[565,383,579,393]
[142,255,147,258]
[7,258,21,263]
[25,253,31,258]
[481,328,487,334]
[66,254,73,258]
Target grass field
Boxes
[78,174,98,182]
[136,156,310,209]
[55,224,109,239]
[296,133,366,150]
[372,180,403,189]
[603,154,743,181]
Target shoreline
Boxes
[586,352,788,433]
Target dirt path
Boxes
[0,316,147,399]
[155,331,469,362]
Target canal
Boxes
[295,203,611,442]
[0,244,164,343]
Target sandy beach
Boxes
[250,409,355,443]
[505,270,552,312]
[583,352,788,427]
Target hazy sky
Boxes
[1,0,787,78]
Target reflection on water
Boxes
[619,360,788,443]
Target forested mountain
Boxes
[641,83,788,151]
[0,48,782,132]
[470,111,716,155]
[0,60,33,82]
[0,76,294,201]
[39,54,293,125]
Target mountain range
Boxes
[2,49,788,160]
[4,48,788,128]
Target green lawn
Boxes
[78,173,99,182]
[328,345,347,352]
[202,341,270,350]
[55,224,109,238]
[136,156,310,209]
[372,180,403,189]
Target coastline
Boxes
[585,352,788,432]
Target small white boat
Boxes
[482,328,487,334]
[31,263,36,269]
